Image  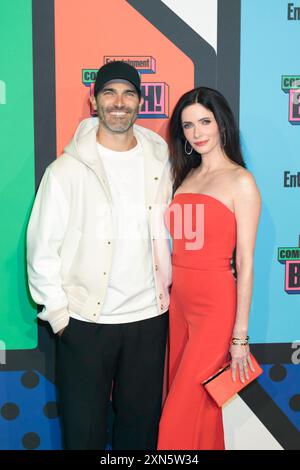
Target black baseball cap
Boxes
[94,61,141,98]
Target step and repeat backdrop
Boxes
[0,0,299,450]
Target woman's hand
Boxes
[229,344,254,383]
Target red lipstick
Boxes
[194,140,209,146]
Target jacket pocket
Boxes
[60,227,82,276]
[64,286,88,316]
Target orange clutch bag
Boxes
[202,353,263,407]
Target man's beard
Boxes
[98,105,139,133]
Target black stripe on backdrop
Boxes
[32,0,57,188]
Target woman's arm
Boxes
[230,170,261,382]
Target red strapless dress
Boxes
[158,193,237,450]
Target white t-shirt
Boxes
[70,141,158,324]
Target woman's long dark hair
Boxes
[169,87,246,192]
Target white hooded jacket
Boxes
[27,118,173,333]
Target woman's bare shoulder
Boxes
[234,167,257,186]
[231,167,261,202]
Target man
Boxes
[27,61,172,450]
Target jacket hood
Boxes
[64,117,99,165]
[63,117,168,167]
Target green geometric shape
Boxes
[0,0,37,349]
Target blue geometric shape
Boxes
[0,371,62,450]
[258,364,300,431]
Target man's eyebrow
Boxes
[101,86,137,93]
[101,87,115,92]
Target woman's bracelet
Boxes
[232,335,249,341]
[231,335,249,346]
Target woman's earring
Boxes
[184,140,193,155]
[222,130,227,148]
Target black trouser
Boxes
[57,313,168,450]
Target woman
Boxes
[158,87,261,450]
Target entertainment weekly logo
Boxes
[281,75,300,124]
[82,55,169,118]
[95,202,205,251]
[278,235,300,293]
[287,2,300,20]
